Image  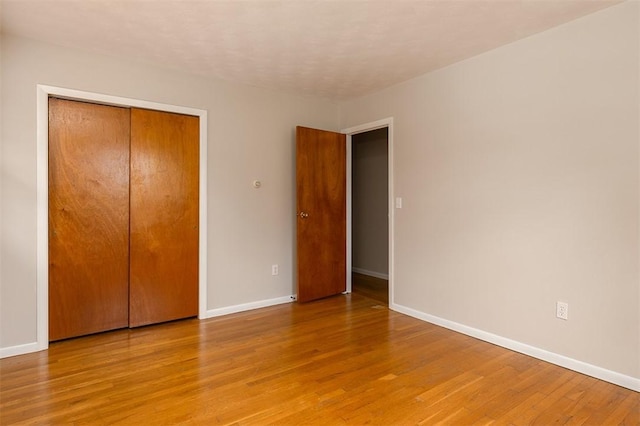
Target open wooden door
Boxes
[296,126,346,302]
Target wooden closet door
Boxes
[48,98,130,341]
[129,108,199,327]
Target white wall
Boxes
[0,34,340,349]
[342,2,639,381]
[352,128,388,276]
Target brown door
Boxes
[48,98,130,341]
[296,126,346,302]
[129,108,199,327]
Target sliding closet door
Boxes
[129,108,199,327]
[48,98,130,341]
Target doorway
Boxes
[48,98,199,341]
[343,118,393,307]
[351,128,389,305]
[294,118,393,306]
[36,85,208,350]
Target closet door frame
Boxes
[36,85,208,350]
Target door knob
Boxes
[299,211,309,219]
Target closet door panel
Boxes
[129,108,199,327]
[48,98,130,341]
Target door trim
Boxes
[36,84,208,350]
[341,118,394,305]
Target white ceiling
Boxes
[1,0,621,101]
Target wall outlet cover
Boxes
[556,301,569,320]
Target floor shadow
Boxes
[351,272,388,305]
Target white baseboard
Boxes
[0,341,41,359]
[390,302,640,392]
[6,297,637,392]
[2,297,295,358]
[352,267,389,280]
[204,295,295,319]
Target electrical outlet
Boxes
[271,264,279,276]
[556,301,568,320]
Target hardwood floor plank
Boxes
[352,272,388,305]
[1,293,637,425]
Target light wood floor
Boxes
[1,293,637,425]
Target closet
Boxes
[48,97,199,341]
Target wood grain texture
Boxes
[296,126,346,303]
[48,98,130,341]
[1,294,637,425]
[352,272,388,305]
[129,108,199,327]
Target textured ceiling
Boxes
[1,0,621,101]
